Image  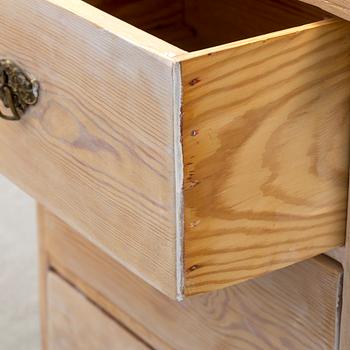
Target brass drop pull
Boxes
[0,59,39,121]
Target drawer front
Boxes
[43,208,343,350]
[47,272,150,350]
[0,0,183,298]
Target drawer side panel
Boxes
[180,20,350,295]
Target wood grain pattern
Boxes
[301,26,350,348]
[44,208,343,350]
[0,0,183,298]
[47,272,151,350]
[55,268,175,350]
[85,0,329,52]
[184,0,329,49]
[38,204,173,350]
[2,0,349,301]
[179,19,350,295]
[299,0,350,22]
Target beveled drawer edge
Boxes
[47,0,186,59]
[172,59,185,301]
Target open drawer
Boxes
[0,0,349,299]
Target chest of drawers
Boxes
[1,0,350,348]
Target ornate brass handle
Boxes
[0,59,39,121]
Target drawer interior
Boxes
[84,0,330,51]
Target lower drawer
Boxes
[47,272,150,350]
[41,208,343,350]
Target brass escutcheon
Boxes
[0,59,39,121]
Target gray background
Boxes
[0,176,40,349]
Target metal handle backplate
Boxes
[0,59,39,121]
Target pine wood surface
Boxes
[47,273,151,350]
[179,19,350,295]
[299,0,350,21]
[298,8,350,350]
[38,204,173,350]
[1,0,349,300]
[0,0,183,298]
[44,208,343,350]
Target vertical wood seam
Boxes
[173,60,185,301]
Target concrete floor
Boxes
[0,176,40,349]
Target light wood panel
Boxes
[47,273,151,350]
[179,19,350,295]
[38,204,173,350]
[84,0,196,50]
[0,0,183,298]
[44,208,343,350]
[2,0,350,301]
[300,0,350,21]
